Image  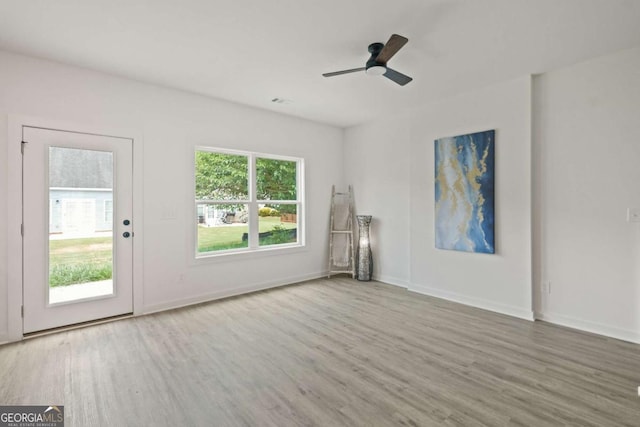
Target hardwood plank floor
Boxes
[1,278,639,426]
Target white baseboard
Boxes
[409,284,535,321]
[142,271,327,315]
[373,274,409,289]
[0,330,21,346]
[536,311,640,344]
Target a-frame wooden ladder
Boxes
[328,185,355,278]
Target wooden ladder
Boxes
[328,185,355,278]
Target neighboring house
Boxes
[197,204,248,227]
[49,147,113,235]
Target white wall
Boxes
[408,76,533,319]
[534,47,640,342]
[0,50,343,342]
[344,114,411,286]
[345,76,533,319]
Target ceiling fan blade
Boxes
[322,67,366,77]
[383,67,413,86]
[375,34,409,63]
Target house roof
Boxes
[49,147,113,189]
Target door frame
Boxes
[7,115,144,342]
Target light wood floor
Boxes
[1,278,639,426]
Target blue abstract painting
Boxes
[435,130,495,254]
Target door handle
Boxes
[123,231,132,238]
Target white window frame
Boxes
[194,146,304,258]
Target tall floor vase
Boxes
[356,215,373,281]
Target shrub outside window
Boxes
[195,148,303,256]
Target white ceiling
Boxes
[1,0,639,128]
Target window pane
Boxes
[259,204,298,247]
[104,200,113,224]
[197,203,249,253]
[48,147,114,304]
[256,158,297,201]
[195,151,248,200]
[194,149,303,257]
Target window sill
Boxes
[193,243,307,264]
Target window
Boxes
[195,148,303,256]
[104,200,113,223]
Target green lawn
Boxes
[198,217,297,252]
[49,236,113,287]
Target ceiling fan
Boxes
[323,34,413,86]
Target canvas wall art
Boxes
[434,130,495,254]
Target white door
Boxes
[23,126,134,333]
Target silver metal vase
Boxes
[356,215,373,281]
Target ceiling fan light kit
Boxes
[323,34,413,86]
[366,65,386,76]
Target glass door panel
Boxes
[48,147,114,304]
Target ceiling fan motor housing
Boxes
[366,42,386,72]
